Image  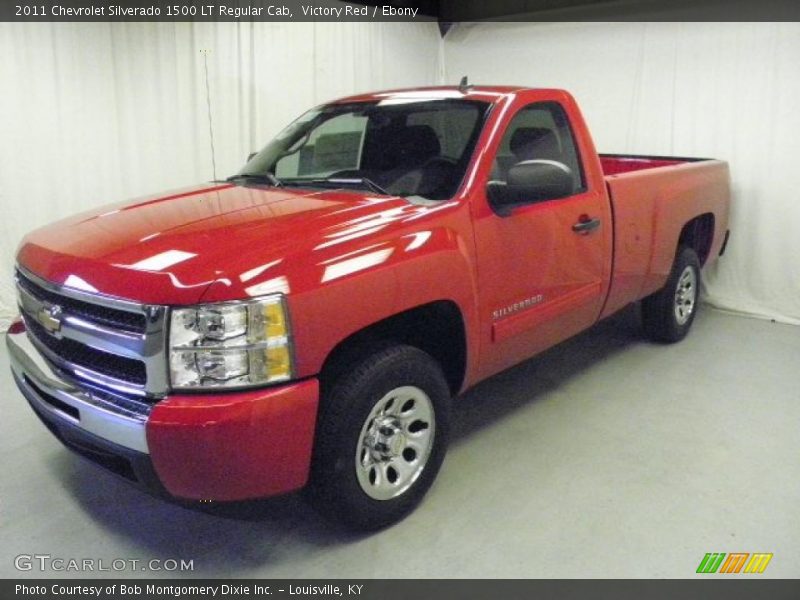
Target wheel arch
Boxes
[678,212,715,266]
[318,300,467,397]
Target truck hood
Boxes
[17,183,437,305]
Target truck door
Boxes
[471,100,611,379]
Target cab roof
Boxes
[331,85,536,105]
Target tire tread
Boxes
[308,344,451,531]
[642,246,701,343]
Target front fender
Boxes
[287,225,479,387]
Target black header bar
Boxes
[3,0,800,22]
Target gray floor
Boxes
[1,306,798,579]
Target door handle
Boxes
[572,216,601,235]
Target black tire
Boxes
[308,345,451,531]
[642,246,702,343]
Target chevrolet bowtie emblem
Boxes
[37,303,63,334]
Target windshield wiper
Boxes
[290,177,391,196]
[226,172,282,187]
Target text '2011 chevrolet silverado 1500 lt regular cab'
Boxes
[7,86,730,530]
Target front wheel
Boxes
[308,345,451,531]
[642,246,701,343]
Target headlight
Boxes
[169,295,293,389]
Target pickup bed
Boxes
[7,86,730,530]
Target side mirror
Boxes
[487,160,574,215]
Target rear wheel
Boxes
[642,246,701,343]
[308,345,451,531]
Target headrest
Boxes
[390,125,441,167]
[510,127,561,161]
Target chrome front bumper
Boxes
[7,327,150,453]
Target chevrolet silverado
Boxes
[7,86,730,530]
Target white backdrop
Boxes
[0,19,442,328]
[1,21,799,328]
[445,22,800,325]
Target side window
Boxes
[275,113,367,178]
[491,101,585,196]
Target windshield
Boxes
[236,98,491,201]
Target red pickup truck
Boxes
[8,86,730,530]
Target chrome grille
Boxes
[25,318,147,385]
[17,273,146,333]
[15,267,168,398]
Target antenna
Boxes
[200,49,217,181]
[458,75,472,93]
